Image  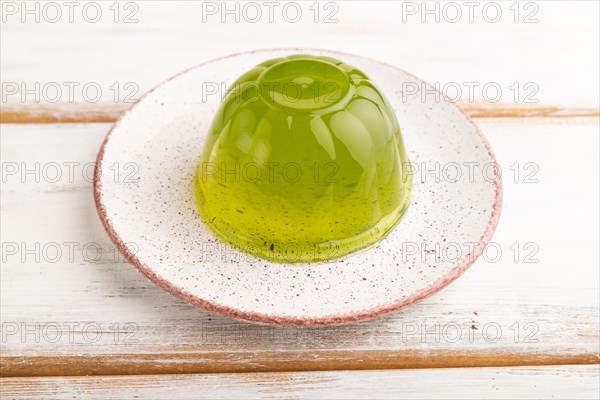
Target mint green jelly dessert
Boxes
[194,54,412,263]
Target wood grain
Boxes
[1,121,598,377]
[2,366,599,399]
[2,352,598,378]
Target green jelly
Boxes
[194,54,412,263]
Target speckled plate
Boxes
[94,49,502,327]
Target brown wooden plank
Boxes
[1,351,598,378]
[0,104,125,124]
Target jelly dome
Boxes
[194,54,412,263]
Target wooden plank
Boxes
[1,120,598,376]
[2,366,599,399]
[0,104,125,124]
[1,2,598,111]
[2,352,597,378]
[1,103,598,124]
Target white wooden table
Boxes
[1,1,599,398]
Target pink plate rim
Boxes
[94,48,503,327]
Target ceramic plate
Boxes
[94,49,502,327]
